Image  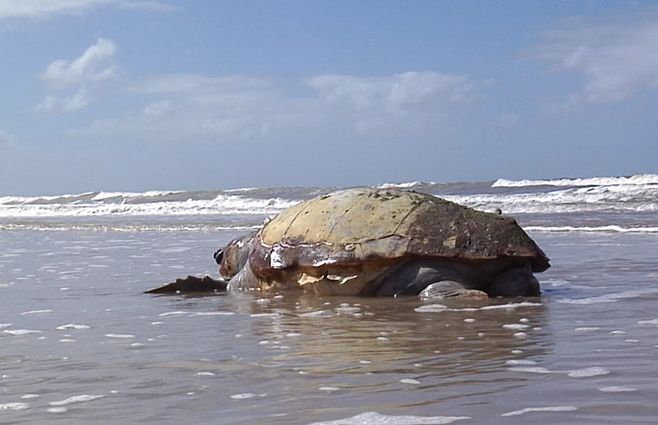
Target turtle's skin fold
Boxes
[211,188,549,298]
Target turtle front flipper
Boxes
[145,275,228,294]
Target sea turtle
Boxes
[147,188,549,298]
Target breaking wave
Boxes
[376,181,432,189]
[0,192,298,218]
[445,182,658,214]
[492,174,658,188]
[1,174,657,221]
[0,223,261,232]
[524,225,658,234]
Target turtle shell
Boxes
[248,188,549,278]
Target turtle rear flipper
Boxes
[145,275,228,294]
[419,281,488,300]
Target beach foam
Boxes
[230,393,257,400]
[105,333,135,339]
[3,329,41,336]
[559,288,658,305]
[501,406,577,416]
[308,411,470,425]
[0,402,29,411]
[49,394,104,406]
[598,386,637,392]
[567,367,610,378]
[20,309,53,315]
[56,323,90,330]
[415,302,541,313]
[508,366,555,374]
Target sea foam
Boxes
[308,411,470,425]
[0,402,30,411]
[48,394,104,406]
[558,288,658,305]
[501,406,577,416]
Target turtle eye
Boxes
[213,249,224,264]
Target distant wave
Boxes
[525,225,658,234]
[90,190,183,201]
[0,190,185,205]
[223,187,259,193]
[0,223,261,232]
[445,183,658,214]
[376,181,432,189]
[492,174,658,188]
[1,174,658,218]
[0,192,96,205]
[0,193,298,218]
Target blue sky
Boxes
[1,1,657,195]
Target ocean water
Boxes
[1,175,658,424]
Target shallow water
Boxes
[2,228,658,424]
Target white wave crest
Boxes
[525,225,658,234]
[445,183,658,214]
[376,181,430,189]
[492,174,658,188]
[0,194,299,218]
[0,223,260,232]
[0,192,97,205]
[91,190,182,201]
[224,187,258,193]
[3,173,658,218]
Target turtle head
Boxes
[216,231,257,280]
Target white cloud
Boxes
[133,74,273,95]
[84,74,302,140]
[35,95,57,111]
[61,88,90,111]
[0,129,14,148]
[141,100,171,118]
[35,89,90,113]
[41,38,117,87]
[306,71,474,133]
[0,0,176,19]
[126,74,286,138]
[76,71,477,141]
[499,113,519,128]
[306,71,473,111]
[36,39,117,112]
[534,17,658,102]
